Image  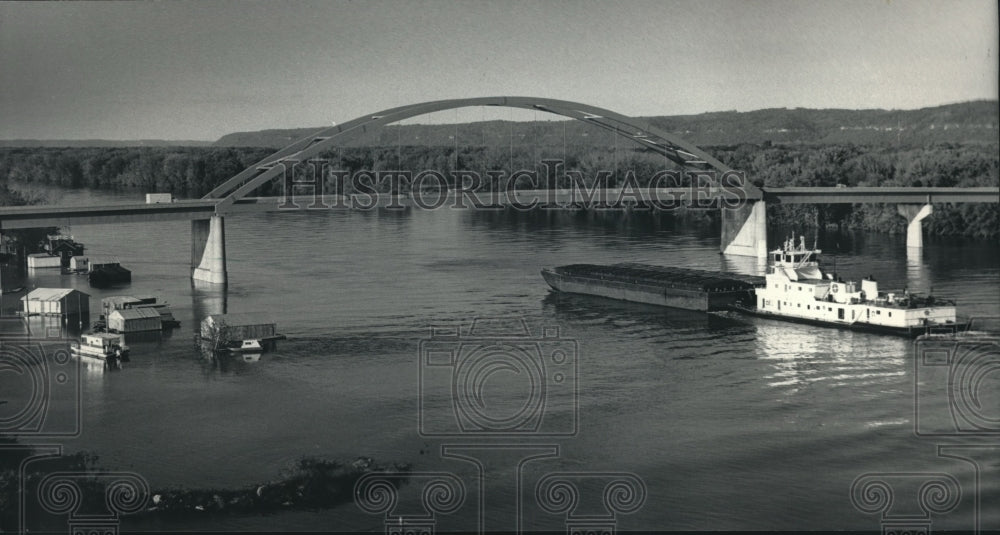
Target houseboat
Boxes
[99,295,180,330]
[71,333,130,365]
[200,313,284,352]
[743,236,959,336]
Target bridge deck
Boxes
[0,187,996,229]
[763,186,999,204]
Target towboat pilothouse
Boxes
[744,236,959,336]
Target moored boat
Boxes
[225,339,263,353]
[71,333,130,366]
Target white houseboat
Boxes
[746,236,959,336]
[71,333,130,364]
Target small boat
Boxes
[225,339,263,353]
[71,333,130,365]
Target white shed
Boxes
[145,193,173,204]
[70,256,89,271]
[27,254,62,269]
[21,288,90,317]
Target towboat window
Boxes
[888,312,892,317]
[838,308,845,320]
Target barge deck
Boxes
[541,263,761,312]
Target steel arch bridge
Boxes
[203,96,758,207]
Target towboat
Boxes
[740,235,959,336]
[71,333,130,364]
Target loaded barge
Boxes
[541,263,761,312]
[542,237,962,337]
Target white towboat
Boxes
[742,235,960,336]
[71,333,130,363]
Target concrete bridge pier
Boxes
[897,204,933,248]
[191,215,227,285]
[721,200,768,259]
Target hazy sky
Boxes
[1,0,996,140]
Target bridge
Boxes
[0,96,996,285]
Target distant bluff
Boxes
[214,100,998,148]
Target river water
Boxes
[4,186,998,532]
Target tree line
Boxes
[0,142,996,238]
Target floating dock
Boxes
[541,263,762,312]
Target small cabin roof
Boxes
[103,295,141,306]
[22,288,89,301]
[88,256,122,266]
[110,307,162,320]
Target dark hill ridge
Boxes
[214,100,999,148]
[0,139,213,148]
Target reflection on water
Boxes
[753,319,908,390]
[720,252,768,277]
[78,354,123,376]
[192,279,228,319]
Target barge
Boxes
[541,236,962,337]
[541,263,760,312]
